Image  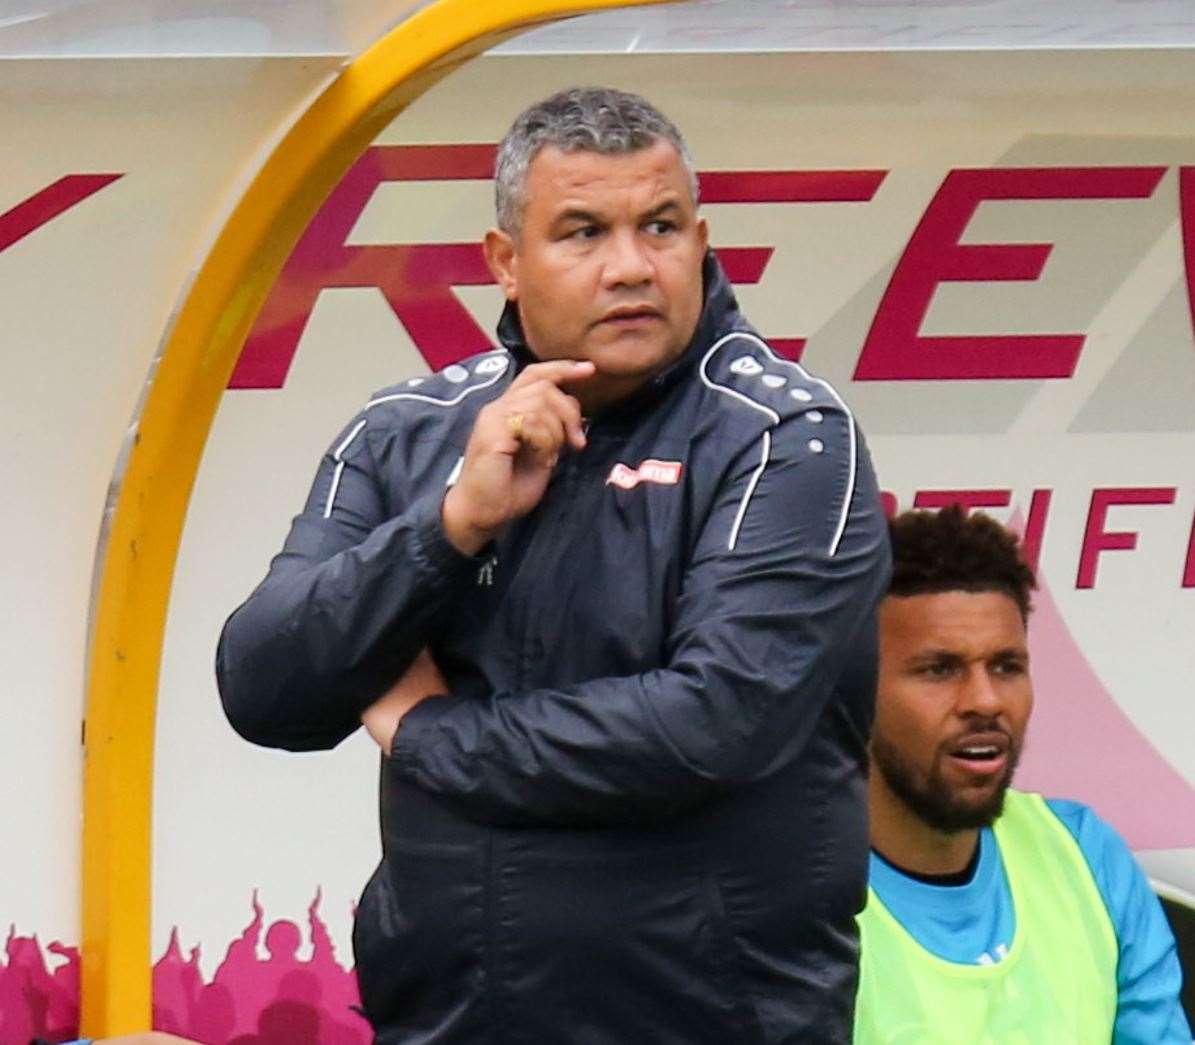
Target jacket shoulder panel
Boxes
[323,350,510,512]
[364,349,512,419]
[699,331,842,424]
[700,330,862,558]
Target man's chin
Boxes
[929,770,1015,830]
[586,330,681,368]
[941,791,1007,832]
[879,756,1011,832]
[588,354,656,377]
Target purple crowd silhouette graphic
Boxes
[0,891,370,1044]
[0,929,79,1043]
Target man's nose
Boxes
[956,666,1003,717]
[602,228,653,287]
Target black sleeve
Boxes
[388,407,891,824]
[216,411,479,751]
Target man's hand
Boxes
[442,359,594,555]
[361,648,450,753]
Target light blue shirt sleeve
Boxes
[1046,798,1192,1045]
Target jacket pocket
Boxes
[495,849,759,1044]
[352,840,488,1040]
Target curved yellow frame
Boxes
[81,0,671,1033]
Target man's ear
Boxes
[696,215,709,253]
[484,227,518,302]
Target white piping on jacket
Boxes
[322,418,368,519]
[728,431,770,551]
[365,352,509,411]
[699,332,857,557]
[323,352,510,519]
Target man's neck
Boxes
[869,784,980,877]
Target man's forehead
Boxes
[527,140,690,206]
[880,590,1027,652]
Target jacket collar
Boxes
[495,251,742,416]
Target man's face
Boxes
[485,139,708,405]
[872,590,1033,833]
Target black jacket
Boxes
[218,255,891,1043]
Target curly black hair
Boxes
[888,505,1037,620]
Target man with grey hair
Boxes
[219,87,890,1042]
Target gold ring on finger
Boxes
[506,412,525,439]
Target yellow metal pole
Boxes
[80,0,674,1033]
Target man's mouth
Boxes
[945,732,1010,775]
[597,305,661,326]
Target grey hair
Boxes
[494,86,699,235]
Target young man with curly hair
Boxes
[855,506,1190,1043]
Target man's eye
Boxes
[919,662,955,679]
[645,219,676,235]
[568,225,600,240]
[992,660,1026,677]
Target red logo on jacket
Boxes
[606,459,683,490]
